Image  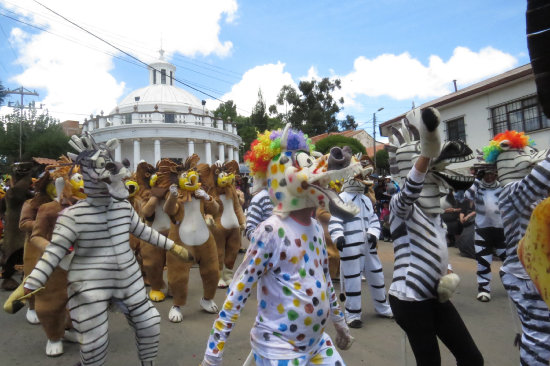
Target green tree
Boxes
[315,135,366,155]
[214,99,238,124]
[340,115,357,130]
[374,149,389,175]
[0,107,70,166]
[250,89,269,133]
[270,78,344,136]
[0,81,5,106]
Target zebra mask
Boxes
[245,124,361,219]
[482,130,549,186]
[388,108,475,214]
[67,134,131,202]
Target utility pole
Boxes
[5,87,40,161]
[372,107,384,173]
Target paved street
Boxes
[0,240,520,366]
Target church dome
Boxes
[114,84,203,114]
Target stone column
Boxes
[228,146,234,162]
[234,149,239,162]
[188,140,195,156]
[205,141,212,165]
[218,143,225,163]
[154,139,161,163]
[133,139,141,171]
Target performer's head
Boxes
[482,130,548,186]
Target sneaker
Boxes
[376,311,394,319]
[347,319,363,329]
[476,292,491,302]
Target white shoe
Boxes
[222,266,234,285]
[200,298,219,314]
[217,278,228,289]
[64,329,79,343]
[46,339,63,357]
[168,306,183,323]
[477,292,491,302]
[26,309,40,324]
[376,311,394,319]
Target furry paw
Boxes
[46,339,63,357]
[26,308,40,324]
[149,289,166,302]
[205,214,215,226]
[437,273,460,303]
[217,278,228,289]
[168,306,183,323]
[200,298,219,314]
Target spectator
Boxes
[379,201,391,241]
[455,190,476,258]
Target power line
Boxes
[31,0,248,113]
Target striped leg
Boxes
[501,272,550,366]
[362,242,392,316]
[68,287,110,366]
[474,240,492,294]
[340,243,363,323]
[124,296,161,363]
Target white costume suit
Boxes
[328,191,392,322]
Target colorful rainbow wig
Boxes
[483,130,535,164]
[244,128,314,179]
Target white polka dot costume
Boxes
[203,124,358,365]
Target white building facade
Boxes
[82,52,241,171]
[380,64,550,155]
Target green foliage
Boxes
[340,115,357,130]
[270,78,344,136]
[0,81,5,106]
[0,107,70,169]
[315,135,366,155]
[374,149,389,174]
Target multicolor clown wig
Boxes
[483,130,535,164]
[244,129,315,182]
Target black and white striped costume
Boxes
[465,179,505,295]
[25,200,173,366]
[499,155,550,366]
[388,166,448,301]
[328,191,392,322]
[244,188,273,240]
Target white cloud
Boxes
[1,0,238,121]
[211,62,296,115]
[339,46,517,105]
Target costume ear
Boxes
[105,139,120,151]
[224,160,240,175]
[185,154,200,170]
[67,152,78,161]
[280,123,291,151]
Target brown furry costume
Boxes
[316,207,340,280]
[139,159,177,300]
[163,154,220,310]
[0,163,34,290]
[197,161,245,285]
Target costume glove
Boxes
[169,184,179,197]
[437,273,460,303]
[195,188,210,200]
[335,236,346,251]
[406,107,441,158]
[169,244,194,263]
[333,318,355,350]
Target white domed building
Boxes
[82,51,241,170]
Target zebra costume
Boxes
[465,177,505,300]
[244,188,273,240]
[329,190,392,325]
[484,131,550,366]
[25,135,191,366]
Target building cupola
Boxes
[148,49,177,86]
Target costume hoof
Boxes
[46,339,63,357]
[347,319,363,329]
[477,292,491,302]
[64,329,79,343]
[200,298,219,314]
[149,289,165,302]
[168,306,183,323]
[26,309,40,324]
[217,279,228,289]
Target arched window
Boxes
[161,69,166,84]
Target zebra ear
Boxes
[90,150,101,161]
[401,120,412,143]
[404,116,420,141]
[280,123,291,151]
[67,152,78,161]
[105,139,119,151]
[69,135,86,152]
[390,126,405,146]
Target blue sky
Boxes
[0,0,528,136]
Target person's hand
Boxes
[169,244,194,262]
[406,107,441,158]
[333,318,355,350]
[200,354,222,366]
[367,233,378,246]
[169,184,179,197]
[194,188,210,201]
[335,236,346,251]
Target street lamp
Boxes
[372,107,384,172]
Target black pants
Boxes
[389,295,483,366]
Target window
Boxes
[125,114,132,124]
[161,69,166,84]
[170,71,173,85]
[446,117,466,142]
[152,70,156,84]
[491,95,550,136]
[165,113,175,123]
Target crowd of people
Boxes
[0,110,549,366]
